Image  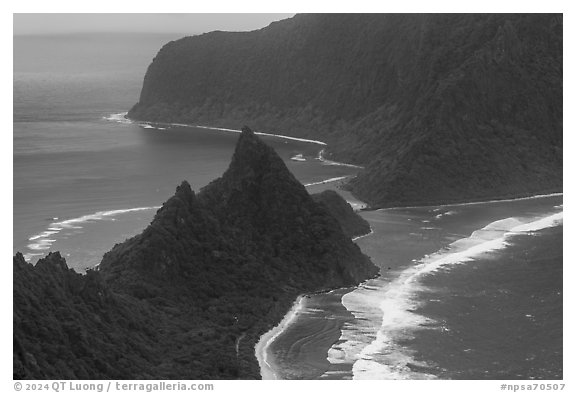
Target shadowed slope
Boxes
[14,127,377,379]
[129,14,562,207]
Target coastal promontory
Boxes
[129,14,562,207]
[13,128,378,379]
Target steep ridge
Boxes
[14,128,377,379]
[13,252,161,379]
[312,190,371,238]
[99,127,376,294]
[128,14,562,207]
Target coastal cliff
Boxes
[14,128,377,379]
[129,14,562,207]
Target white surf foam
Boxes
[103,112,133,124]
[25,206,161,260]
[352,229,374,242]
[325,209,563,379]
[256,296,306,379]
[23,253,44,262]
[317,149,364,168]
[28,230,60,241]
[348,200,367,210]
[434,210,456,219]
[27,239,57,251]
[105,111,331,145]
[290,153,307,162]
[105,113,171,131]
[196,125,328,146]
[303,176,349,187]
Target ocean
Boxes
[265,195,563,380]
[13,33,357,271]
[14,33,563,381]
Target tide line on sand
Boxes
[255,295,305,380]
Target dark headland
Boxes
[129,14,562,207]
[13,128,378,379]
[14,13,563,381]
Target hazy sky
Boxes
[13,14,295,35]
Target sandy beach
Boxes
[255,295,305,379]
[253,177,373,380]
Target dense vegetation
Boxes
[312,190,371,238]
[14,128,377,379]
[14,252,164,379]
[129,14,562,207]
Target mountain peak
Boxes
[19,125,377,380]
[100,127,376,289]
[151,180,198,226]
[241,125,255,136]
[213,125,299,194]
[174,180,194,198]
[35,251,68,272]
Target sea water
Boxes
[14,35,563,380]
[13,33,358,271]
[328,195,562,379]
[266,195,562,380]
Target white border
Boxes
[7,4,573,390]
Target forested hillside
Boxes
[14,128,377,379]
[129,14,562,206]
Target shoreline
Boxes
[255,295,306,380]
[351,228,374,242]
[106,112,328,146]
[349,208,563,380]
[364,191,563,212]
[23,205,162,264]
[254,226,375,380]
[109,112,562,379]
[317,149,364,169]
[253,196,563,379]
[112,112,561,212]
[107,112,369,169]
[303,176,350,188]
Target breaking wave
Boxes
[326,210,563,379]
